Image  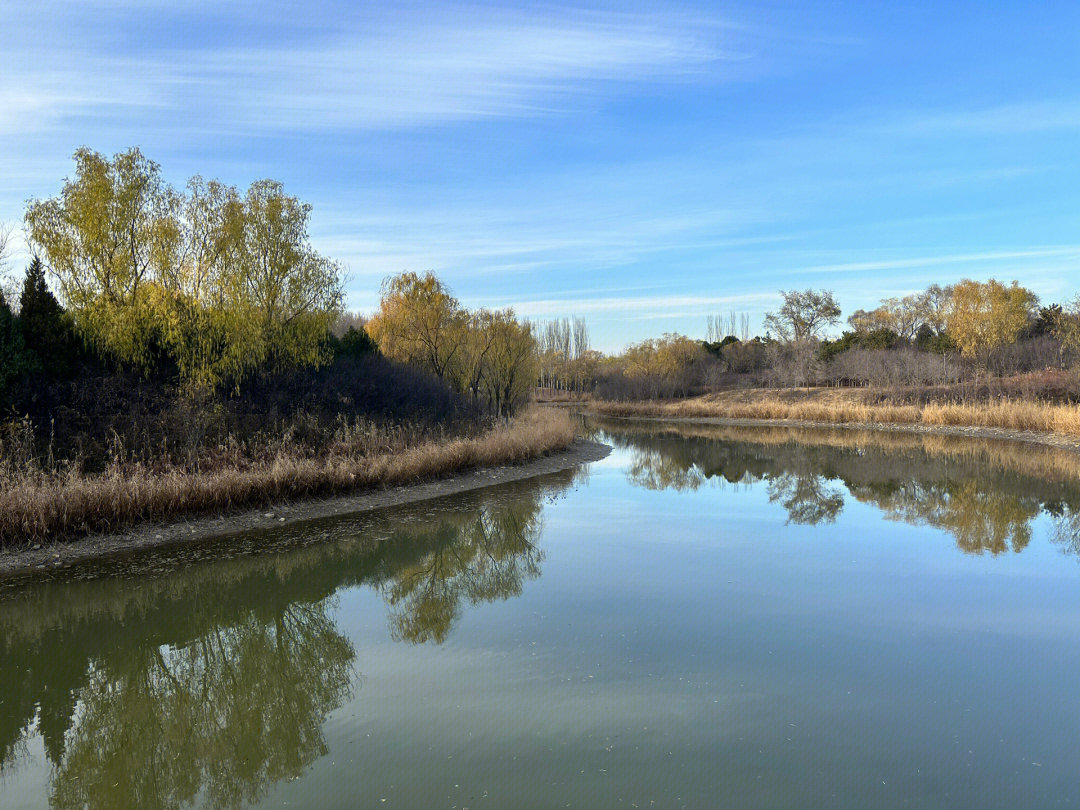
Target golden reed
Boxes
[592,390,1080,436]
[0,408,576,548]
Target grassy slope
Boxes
[0,408,576,548]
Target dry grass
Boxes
[533,388,591,404]
[591,388,1080,437]
[595,417,1080,483]
[0,408,576,548]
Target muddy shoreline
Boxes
[0,439,611,581]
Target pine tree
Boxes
[0,289,30,406]
[19,257,72,379]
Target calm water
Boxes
[4,419,1080,809]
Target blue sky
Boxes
[2,1,1079,350]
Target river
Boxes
[3,418,1080,808]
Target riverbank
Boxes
[590,388,1080,441]
[0,435,608,581]
[590,411,1080,457]
[0,408,583,554]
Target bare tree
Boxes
[764,289,841,343]
[0,224,14,304]
[707,312,752,343]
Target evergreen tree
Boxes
[19,257,72,379]
[0,290,30,406]
[338,326,378,358]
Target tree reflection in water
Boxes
[0,468,578,808]
[767,471,845,525]
[51,603,354,810]
[601,418,1080,554]
[382,493,545,644]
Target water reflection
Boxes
[0,468,579,808]
[382,493,545,643]
[600,419,1080,554]
[767,471,845,525]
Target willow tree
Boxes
[365,271,467,381]
[25,148,343,388]
[24,147,181,374]
[482,309,538,418]
[237,180,343,371]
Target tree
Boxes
[482,310,538,418]
[366,272,467,381]
[19,257,74,378]
[458,310,499,406]
[237,179,343,371]
[849,285,954,342]
[336,326,378,358]
[1052,297,1080,363]
[24,147,181,373]
[0,224,14,303]
[764,289,841,343]
[0,290,31,405]
[919,284,953,334]
[847,307,892,335]
[25,148,344,388]
[945,279,1038,372]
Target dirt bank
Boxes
[0,439,610,581]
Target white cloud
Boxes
[895,100,1080,136]
[1,6,728,136]
[485,292,777,318]
[795,247,1080,275]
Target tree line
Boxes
[1,148,548,476]
[569,279,1080,399]
[6,147,1080,417]
[365,272,538,417]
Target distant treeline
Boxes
[545,282,1080,400]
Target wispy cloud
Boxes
[484,292,778,318]
[795,247,1080,275]
[894,99,1080,136]
[2,5,728,137]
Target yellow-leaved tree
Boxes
[481,309,538,418]
[25,148,343,389]
[621,333,705,398]
[367,272,538,416]
[24,147,182,374]
[365,271,467,381]
[945,279,1038,375]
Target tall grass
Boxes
[595,417,1080,483]
[0,408,576,548]
[591,391,1080,437]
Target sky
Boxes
[2,0,1079,351]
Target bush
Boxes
[6,351,475,473]
[823,347,959,388]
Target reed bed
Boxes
[594,417,1080,483]
[0,408,576,548]
[591,391,1080,437]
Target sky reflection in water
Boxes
[3,423,1080,808]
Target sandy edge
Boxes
[589,411,1080,455]
[0,439,611,580]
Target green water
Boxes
[4,420,1080,809]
